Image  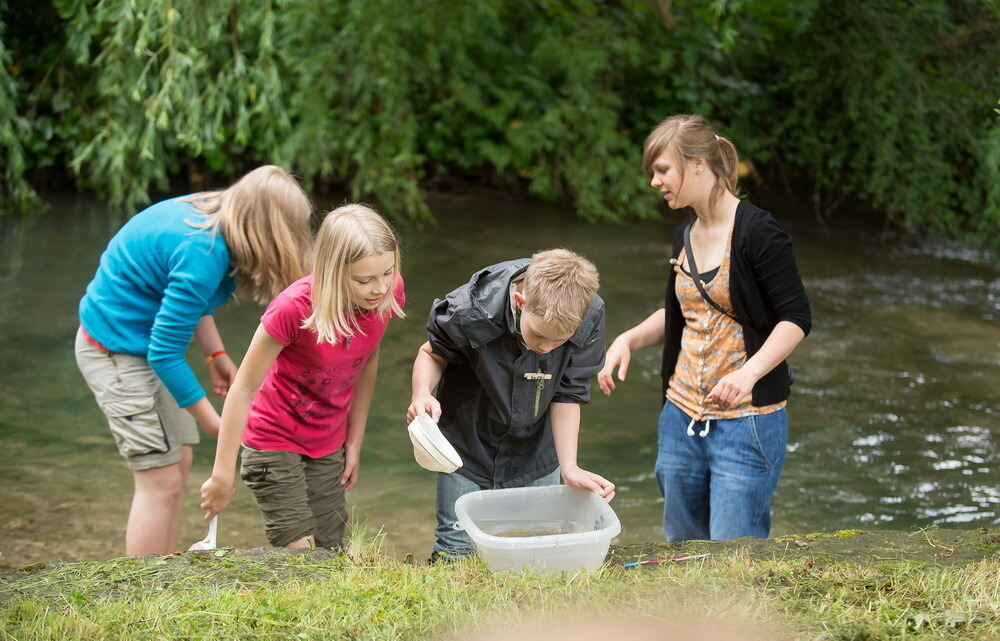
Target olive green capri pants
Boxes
[240,446,348,549]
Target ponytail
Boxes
[711,135,742,208]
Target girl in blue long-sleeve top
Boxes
[75,165,313,555]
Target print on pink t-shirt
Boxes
[243,275,405,458]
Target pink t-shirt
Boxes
[243,274,405,458]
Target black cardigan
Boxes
[661,200,812,406]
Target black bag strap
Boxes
[683,221,738,322]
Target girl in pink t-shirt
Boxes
[200,204,405,548]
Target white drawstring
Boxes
[686,417,712,438]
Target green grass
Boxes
[2,527,998,641]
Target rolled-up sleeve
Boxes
[749,216,812,337]
[426,288,472,364]
[552,301,606,405]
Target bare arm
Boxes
[550,402,615,502]
[199,324,284,519]
[186,398,222,436]
[597,307,666,395]
[406,341,446,422]
[707,320,805,409]
[617,307,668,350]
[340,346,380,491]
[194,315,225,355]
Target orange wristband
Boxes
[205,350,227,363]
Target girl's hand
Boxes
[200,474,235,520]
[597,336,632,396]
[706,367,758,410]
[406,394,441,423]
[340,444,361,491]
[561,465,616,502]
[208,354,238,396]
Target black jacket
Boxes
[427,259,606,488]
[661,200,812,406]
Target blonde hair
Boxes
[642,114,743,214]
[184,165,313,304]
[521,249,599,336]
[302,204,405,344]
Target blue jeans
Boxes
[655,400,787,541]
[432,468,561,560]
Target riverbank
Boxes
[2,528,997,640]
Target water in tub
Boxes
[477,520,589,537]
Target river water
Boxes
[1,189,997,569]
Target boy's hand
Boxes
[340,443,361,491]
[406,394,441,423]
[561,466,616,502]
[597,337,631,396]
[199,474,235,520]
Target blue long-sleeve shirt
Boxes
[79,197,236,407]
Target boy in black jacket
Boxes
[406,249,615,560]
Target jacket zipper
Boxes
[492,433,504,489]
[533,368,545,417]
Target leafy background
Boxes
[2,0,998,241]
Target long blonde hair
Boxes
[302,204,404,344]
[642,114,742,214]
[184,165,313,304]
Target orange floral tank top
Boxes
[666,234,785,420]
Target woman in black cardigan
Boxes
[598,114,811,541]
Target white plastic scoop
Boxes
[188,516,218,551]
[407,415,462,473]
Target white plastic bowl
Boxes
[454,485,621,573]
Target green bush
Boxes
[728,0,1000,240]
[1,0,997,242]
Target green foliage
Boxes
[729,0,1000,241]
[49,0,291,210]
[0,0,998,240]
[0,3,40,212]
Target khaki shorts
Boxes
[240,446,348,548]
[74,328,199,471]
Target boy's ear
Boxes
[512,290,526,309]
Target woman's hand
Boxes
[200,474,235,520]
[340,443,361,491]
[706,366,759,410]
[208,354,238,397]
[561,465,616,502]
[597,336,632,396]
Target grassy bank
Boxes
[2,528,997,640]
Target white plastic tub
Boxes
[453,485,622,573]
